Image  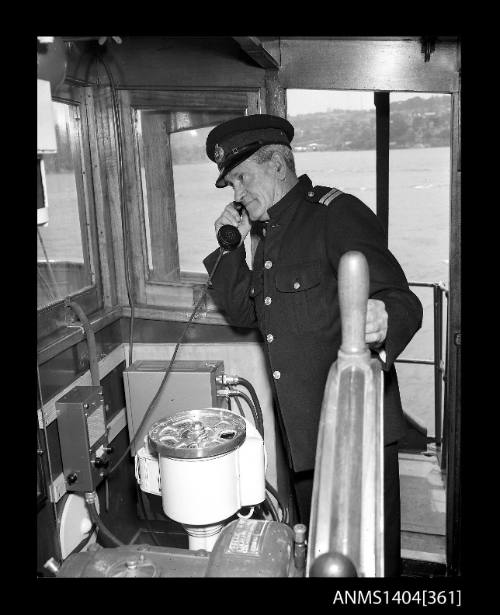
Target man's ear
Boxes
[271,151,287,179]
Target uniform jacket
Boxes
[204,174,423,473]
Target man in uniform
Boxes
[203,114,423,576]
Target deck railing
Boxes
[399,281,448,445]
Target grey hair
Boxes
[251,143,296,174]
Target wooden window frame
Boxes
[118,89,260,317]
[37,85,104,343]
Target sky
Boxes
[286,90,447,116]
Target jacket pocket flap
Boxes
[275,262,320,292]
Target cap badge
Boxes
[214,144,225,164]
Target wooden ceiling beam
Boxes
[233,36,280,69]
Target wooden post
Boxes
[446,87,461,577]
[264,69,286,118]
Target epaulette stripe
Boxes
[323,188,343,206]
[319,188,338,204]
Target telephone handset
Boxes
[217,202,244,251]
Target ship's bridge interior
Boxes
[37,36,461,580]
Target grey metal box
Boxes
[56,385,108,492]
[123,360,224,455]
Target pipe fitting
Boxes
[216,374,240,386]
[84,491,97,505]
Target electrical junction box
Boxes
[56,386,110,493]
[123,360,224,456]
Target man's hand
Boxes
[215,202,251,245]
[365,299,388,347]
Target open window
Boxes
[37,88,103,342]
[120,89,259,311]
[287,89,451,442]
[287,87,452,568]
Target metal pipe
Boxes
[433,284,444,445]
[65,300,100,386]
[396,358,435,365]
[375,92,390,246]
[408,281,439,288]
[396,281,448,445]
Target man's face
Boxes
[223,156,277,222]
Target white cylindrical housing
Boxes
[159,450,240,525]
[239,429,266,507]
[147,408,266,527]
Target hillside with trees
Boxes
[166,95,452,165]
[289,95,451,152]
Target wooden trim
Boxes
[73,37,265,90]
[137,111,180,281]
[233,37,280,69]
[119,90,148,303]
[114,88,260,314]
[116,85,263,92]
[280,38,459,92]
[37,306,123,365]
[38,88,105,338]
[264,69,286,117]
[92,86,129,306]
[127,89,252,109]
[73,98,104,310]
[121,304,234,327]
[69,105,94,282]
[83,87,117,307]
[401,549,446,565]
[445,89,461,577]
[52,82,81,105]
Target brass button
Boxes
[266,334,274,343]
[293,281,301,290]
[264,260,273,269]
[264,296,272,306]
[307,191,315,197]
[250,287,255,296]
[273,371,281,380]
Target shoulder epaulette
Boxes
[305,185,344,206]
[318,186,344,206]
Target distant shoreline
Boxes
[174,144,450,165]
[292,143,450,153]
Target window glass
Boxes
[37,101,92,308]
[288,89,376,212]
[170,125,227,273]
[388,93,451,440]
[287,89,450,439]
[388,94,451,287]
[136,109,247,278]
